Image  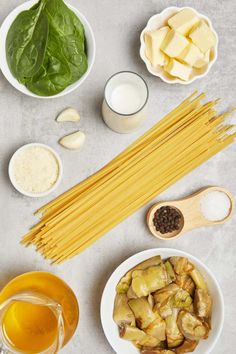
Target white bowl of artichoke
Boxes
[100,248,224,354]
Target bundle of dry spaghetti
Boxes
[22,92,236,263]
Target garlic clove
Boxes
[59,131,86,150]
[56,108,81,122]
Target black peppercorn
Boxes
[153,206,182,234]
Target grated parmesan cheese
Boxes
[13,146,59,194]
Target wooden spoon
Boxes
[147,186,234,241]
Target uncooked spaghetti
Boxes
[21,93,236,263]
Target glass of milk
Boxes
[102,71,149,133]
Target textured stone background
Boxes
[0,0,235,353]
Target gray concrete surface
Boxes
[0,0,235,353]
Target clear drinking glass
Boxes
[0,272,79,354]
[0,292,64,354]
[102,71,149,133]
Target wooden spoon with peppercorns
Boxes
[146,186,234,240]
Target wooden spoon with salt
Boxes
[147,186,234,241]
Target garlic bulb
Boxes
[56,108,81,122]
[59,131,85,150]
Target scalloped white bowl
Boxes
[101,248,224,354]
[140,7,218,85]
[0,0,96,98]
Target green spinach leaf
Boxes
[44,0,88,85]
[6,0,48,83]
[26,30,72,96]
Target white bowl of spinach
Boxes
[0,0,95,98]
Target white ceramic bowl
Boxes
[101,248,224,354]
[0,0,96,98]
[140,7,218,84]
[9,143,63,197]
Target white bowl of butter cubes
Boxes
[140,7,218,84]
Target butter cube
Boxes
[144,27,170,67]
[177,42,203,66]
[189,21,216,53]
[168,8,200,36]
[194,49,210,68]
[165,58,192,81]
[161,29,189,57]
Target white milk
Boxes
[102,72,148,134]
[110,83,144,115]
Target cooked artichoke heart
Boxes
[116,256,162,293]
[144,314,166,341]
[120,325,160,347]
[194,289,212,318]
[128,298,157,329]
[165,261,176,281]
[136,335,161,348]
[165,309,184,348]
[153,284,180,304]
[154,299,173,319]
[116,273,131,294]
[190,269,208,290]
[178,311,209,340]
[169,257,194,275]
[154,284,192,311]
[113,294,135,326]
[132,264,170,297]
[175,274,195,296]
[171,289,193,309]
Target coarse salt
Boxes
[201,191,232,221]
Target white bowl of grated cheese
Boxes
[9,143,63,198]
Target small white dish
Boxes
[0,0,96,98]
[140,7,218,85]
[101,248,224,354]
[9,143,63,198]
